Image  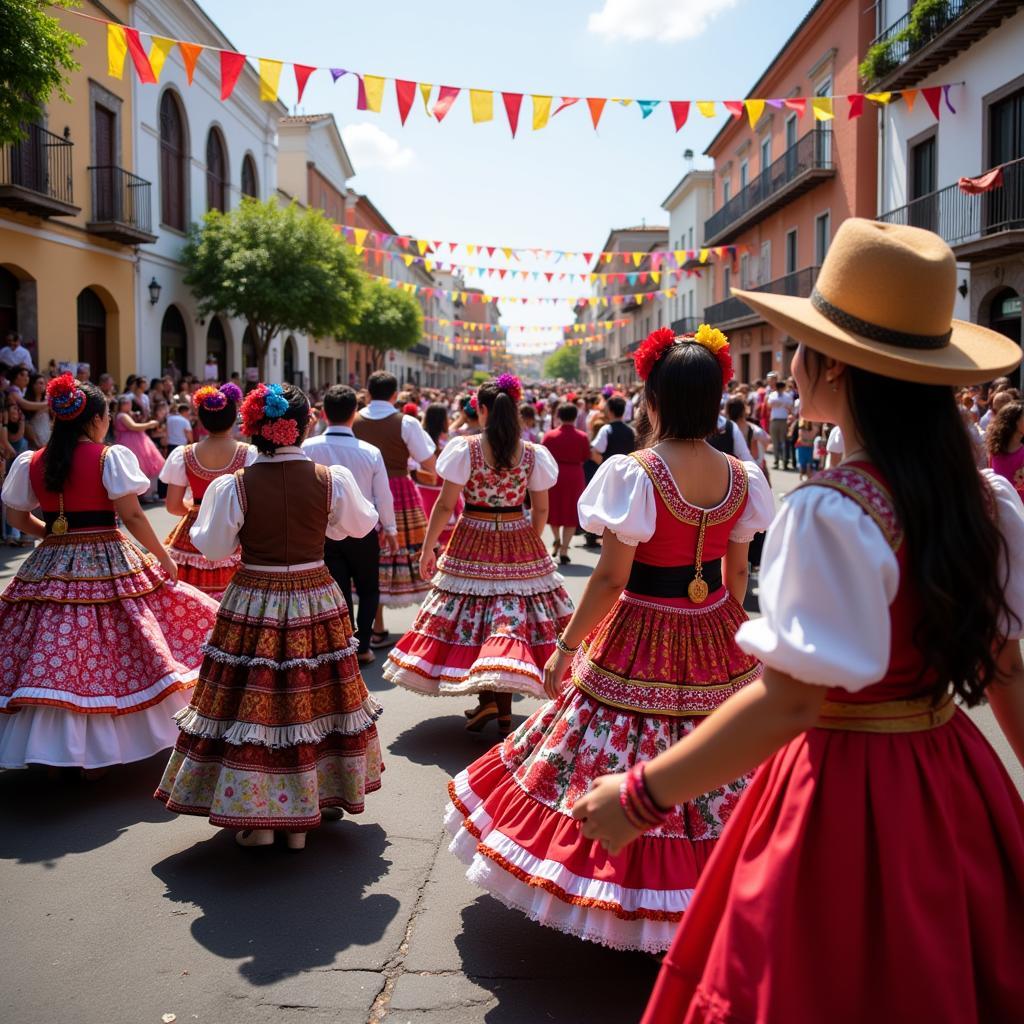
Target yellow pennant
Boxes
[362,74,386,113]
[353,228,368,247]
[354,246,365,256]
[699,248,709,263]
[258,59,283,102]
[631,252,643,267]
[419,83,433,113]
[674,250,687,263]
[866,92,892,105]
[424,260,434,272]
[602,253,613,264]
[148,37,175,82]
[466,244,476,255]
[107,23,128,79]
[417,238,429,255]
[503,247,513,259]
[745,99,765,128]
[811,97,834,121]
[651,271,661,284]
[469,89,494,123]
[402,254,414,267]
[697,100,716,118]
[532,95,553,131]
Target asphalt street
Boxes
[0,466,1020,1024]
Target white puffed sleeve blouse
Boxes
[436,436,560,491]
[577,455,775,547]
[735,469,1024,692]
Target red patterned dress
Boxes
[445,449,774,951]
[644,464,1024,1023]
[384,435,573,697]
[0,443,218,768]
[159,442,256,597]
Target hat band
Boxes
[810,289,951,351]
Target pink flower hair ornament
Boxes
[494,373,523,403]
[260,417,299,446]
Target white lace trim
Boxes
[429,569,567,597]
[199,636,359,669]
[383,658,545,698]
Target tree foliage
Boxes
[543,344,582,382]
[182,200,366,378]
[0,1,83,145]
[350,280,424,372]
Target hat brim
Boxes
[731,288,1022,385]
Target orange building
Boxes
[703,0,877,384]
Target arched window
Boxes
[160,305,188,377]
[283,335,298,385]
[159,91,187,230]
[206,128,228,213]
[241,154,258,199]
[206,316,227,378]
[77,287,108,377]
[242,325,259,382]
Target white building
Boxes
[871,0,1023,362]
[132,0,302,386]
[661,168,715,333]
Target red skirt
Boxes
[643,709,1024,1024]
[547,463,586,528]
[165,506,240,598]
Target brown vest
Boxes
[234,459,331,565]
[353,410,409,478]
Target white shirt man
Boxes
[165,409,194,449]
[0,335,34,373]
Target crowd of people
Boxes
[2,218,1024,1021]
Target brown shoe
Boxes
[357,650,376,666]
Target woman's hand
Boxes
[419,549,436,581]
[571,772,643,856]
[158,552,178,583]
[542,648,572,699]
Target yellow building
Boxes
[0,0,154,385]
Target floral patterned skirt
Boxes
[444,588,760,952]
[0,530,218,768]
[383,515,573,697]
[381,476,430,607]
[165,506,240,599]
[155,566,383,829]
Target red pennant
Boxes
[922,86,942,119]
[784,97,806,117]
[587,97,607,129]
[669,101,690,132]
[395,80,416,124]
[723,100,744,119]
[433,85,460,122]
[553,97,580,117]
[498,269,507,280]
[583,252,593,263]
[294,65,315,104]
[847,94,865,119]
[220,51,245,101]
[544,272,554,282]
[179,42,202,84]
[124,28,156,84]
[486,246,496,257]
[502,92,524,137]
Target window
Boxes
[723,179,732,204]
[785,229,798,274]
[740,253,751,288]
[910,135,936,199]
[989,86,1024,166]
[92,102,117,222]
[206,129,228,212]
[815,211,831,265]
[760,134,772,172]
[159,91,187,230]
[240,154,258,199]
[740,159,749,189]
[760,241,771,286]
[815,78,833,164]
[785,113,798,150]
[723,265,731,300]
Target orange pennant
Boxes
[179,42,202,85]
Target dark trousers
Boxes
[324,531,380,653]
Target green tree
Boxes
[183,200,366,379]
[350,280,424,373]
[0,1,83,145]
[544,344,582,382]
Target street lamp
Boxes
[148,277,162,305]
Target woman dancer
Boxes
[156,383,382,850]
[542,403,591,565]
[0,375,218,770]
[573,221,1024,1022]
[113,394,164,499]
[384,375,573,737]
[444,327,772,952]
[159,384,256,597]
[986,399,1024,501]
[414,402,463,550]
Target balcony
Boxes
[704,266,820,329]
[86,166,157,244]
[670,317,703,335]
[437,352,456,366]
[585,346,607,365]
[409,342,430,357]
[704,129,834,246]
[862,0,1021,91]
[878,157,1024,261]
[0,123,78,218]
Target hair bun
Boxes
[46,373,86,421]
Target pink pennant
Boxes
[433,85,460,122]
[125,28,156,84]
[553,97,580,117]
[723,100,744,119]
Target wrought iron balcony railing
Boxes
[87,165,157,244]
[0,123,78,217]
[704,266,820,327]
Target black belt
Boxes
[464,503,523,514]
[42,510,117,533]
[626,560,723,598]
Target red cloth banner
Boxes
[923,86,942,119]
[959,167,1004,195]
[847,94,864,119]
[294,64,315,104]
[433,85,460,122]
[502,92,524,137]
[395,80,416,125]
[220,50,245,100]
[670,101,691,132]
[723,100,744,119]
[784,97,806,117]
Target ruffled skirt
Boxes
[165,506,240,598]
[384,515,573,697]
[416,481,462,548]
[0,530,218,768]
[155,566,383,828]
[380,476,430,607]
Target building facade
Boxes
[661,168,715,336]
[869,0,1023,368]
[0,0,155,383]
[703,0,877,385]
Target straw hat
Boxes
[731,218,1021,385]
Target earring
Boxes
[831,381,839,392]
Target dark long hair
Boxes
[643,342,722,444]
[985,400,1024,456]
[43,383,108,493]
[477,382,520,470]
[808,348,1015,705]
[423,403,449,447]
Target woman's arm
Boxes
[7,508,46,538]
[114,493,177,580]
[117,413,158,433]
[164,483,191,517]
[988,638,1024,768]
[723,540,750,603]
[418,479,464,579]
[542,533,636,697]
[15,394,48,413]
[528,489,549,538]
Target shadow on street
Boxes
[389,711,527,777]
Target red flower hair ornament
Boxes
[46,373,86,421]
[633,324,733,384]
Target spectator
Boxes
[766,375,795,470]
[0,332,34,373]
[542,402,591,565]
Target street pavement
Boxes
[0,466,1020,1024]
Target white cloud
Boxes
[587,0,739,42]
[341,123,414,171]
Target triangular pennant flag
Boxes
[697,100,716,118]
[847,93,865,119]
[582,252,593,263]
[637,99,660,119]
[502,92,523,136]
[723,100,744,120]
[668,101,690,132]
[866,91,892,105]
[419,82,433,113]
[294,64,316,104]
[433,85,460,122]
[811,97,834,121]
[902,88,918,113]
[358,75,385,112]
[502,247,513,258]
[330,68,348,82]
[258,59,283,102]
[532,95,553,131]
[631,252,643,267]
[651,272,661,284]
[179,42,202,84]
[469,89,494,123]
[353,228,368,247]
[699,249,709,263]
[220,51,246,101]
[784,97,806,117]
[417,238,429,255]
[124,28,156,84]
[586,97,607,129]
[766,98,785,109]
[553,97,580,117]
[922,86,942,119]
[148,37,175,82]
[744,99,765,127]
[395,80,416,125]
[107,24,128,79]
[943,84,957,115]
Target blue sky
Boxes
[199,0,815,340]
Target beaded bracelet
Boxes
[554,634,581,657]
[618,763,673,832]
[618,778,651,831]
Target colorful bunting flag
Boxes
[532,95,553,131]
[419,82,433,113]
[469,89,494,123]
[784,97,806,117]
[670,101,690,132]
[553,97,580,117]
[124,28,156,84]
[502,92,523,136]
[106,24,127,79]
[697,101,716,118]
[723,100,744,120]
[587,97,607,129]
[148,37,175,82]
[433,85,460,122]
[637,99,660,119]
[179,41,202,84]
[847,93,865,119]
[744,98,765,127]
[330,68,347,82]
[922,86,943,119]
[219,50,246,101]
[811,97,834,121]
[258,59,283,102]
[902,88,918,113]
[395,79,416,124]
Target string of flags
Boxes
[424,317,629,335]
[87,11,961,137]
